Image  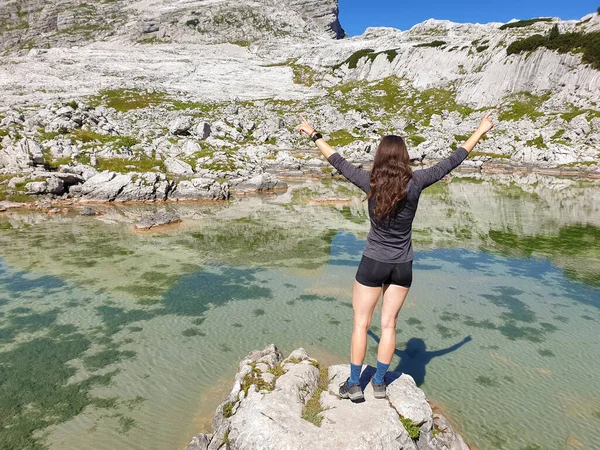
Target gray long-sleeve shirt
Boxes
[327,147,469,263]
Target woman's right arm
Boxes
[415,113,494,190]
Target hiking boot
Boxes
[371,378,387,399]
[339,378,364,402]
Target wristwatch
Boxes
[311,132,323,142]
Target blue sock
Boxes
[349,363,362,386]
[373,361,390,384]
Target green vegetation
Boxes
[408,135,426,146]
[69,129,139,149]
[400,416,421,439]
[291,63,321,87]
[332,48,398,70]
[88,89,171,111]
[328,129,356,147]
[499,18,553,30]
[487,225,600,287]
[476,45,489,53]
[551,129,565,139]
[182,328,206,337]
[87,89,217,113]
[301,365,329,426]
[414,40,446,48]
[230,40,251,48]
[222,401,236,418]
[475,375,500,387]
[469,151,511,159]
[525,136,547,149]
[95,156,164,174]
[0,330,119,449]
[240,363,275,395]
[268,363,286,378]
[560,108,600,122]
[83,348,136,371]
[498,91,551,121]
[507,27,600,70]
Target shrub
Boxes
[414,40,446,48]
[332,48,398,70]
[507,28,600,70]
[499,18,553,30]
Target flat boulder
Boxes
[135,210,181,230]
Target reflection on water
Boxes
[0,172,599,450]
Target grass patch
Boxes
[525,136,547,149]
[408,135,426,146]
[230,40,251,47]
[499,18,553,30]
[400,416,421,439]
[469,151,511,159]
[301,365,329,427]
[291,64,321,87]
[328,129,356,147]
[95,157,164,174]
[560,108,600,122]
[222,401,236,418]
[498,91,551,121]
[240,364,275,396]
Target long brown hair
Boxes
[367,135,413,222]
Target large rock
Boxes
[230,173,288,192]
[165,157,194,175]
[78,171,132,201]
[187,345,469,450]
[0,139,45,170]
[169,178,229,201]
[169,117,194,136]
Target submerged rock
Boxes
[79,206,97,216]
[135,210,181,230]
[187,345,469,450]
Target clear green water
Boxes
[0,173,599,450]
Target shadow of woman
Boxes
[367,330,472,386]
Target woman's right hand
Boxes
[477,112,494,135]
[297,116,316,137]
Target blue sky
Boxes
[338,0,599,36]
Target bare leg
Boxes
[350,280,382,365]
[378,284,410,364]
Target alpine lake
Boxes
[0,168,599,450]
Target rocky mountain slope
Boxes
[0,1,599,205]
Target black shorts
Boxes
[355,255,413,288]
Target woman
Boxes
[297,113,494,401]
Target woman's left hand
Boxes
[297,116,315,137]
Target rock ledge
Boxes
[187,345,469,450]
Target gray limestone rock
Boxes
[169,117,194,136]
[195,122,212,140]
[165,157,194,176]
[169,178,229,201]
[80,206,97,216]
[79,172,132,201]
[25,181,47,195]
[187,345,469,450]
[0,139,45,170]
[231,173,288,192]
